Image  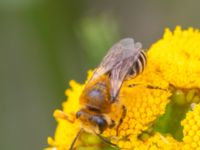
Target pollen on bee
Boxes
[53,109,75,123]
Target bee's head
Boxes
[76,109,108,134]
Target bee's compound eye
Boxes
[76,111,82,118]
[90,116,107,133]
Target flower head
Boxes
[182,104,200,149]
[46,26,200,150]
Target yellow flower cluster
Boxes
[103,86,171,146]
[119,133,182,150]
[46,26,200,150]
[148,26,200,89]
[182,104,200,150]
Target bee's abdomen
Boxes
[128,50,147,78]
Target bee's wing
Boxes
[88,38,142,101]
[109,39,142,101]
[91,38,141,79]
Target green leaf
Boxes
[153,95,190,141]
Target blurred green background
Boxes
[0,0,200,150]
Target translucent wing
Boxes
[109,57,135,102]
[110,41,142,101]
[88,38,142,101]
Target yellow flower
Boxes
[47,80,84,149]
[46,26,200,150]
[182,104,200,150]
[148,26,200,89]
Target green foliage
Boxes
[76,16,119,66]
[153,90,191,141]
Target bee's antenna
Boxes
[94,132,118,148]
[69,128,83,150]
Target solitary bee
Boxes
[57,38,147,149]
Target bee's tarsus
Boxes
[69,128,83,150]
[128,84,166,91]
[95,133,118,148]
[146,85,165,90]
[128,83,137,87]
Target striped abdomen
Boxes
[127,50,147,78]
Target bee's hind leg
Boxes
[116,105,127,136]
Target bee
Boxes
[56,38,147,150]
